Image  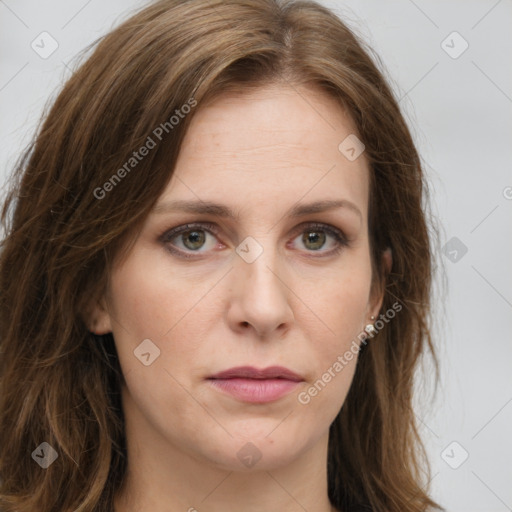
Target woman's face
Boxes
[93,84,384,472]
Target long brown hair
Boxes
[0,0,443,510]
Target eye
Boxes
[159,222,349,259]
[290,222,349,256]
[159,222,221,258]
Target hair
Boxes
[0,0,443,511]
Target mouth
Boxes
[207,365,304,403]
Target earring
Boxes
[365,324,376,334]
[364,316,377,337]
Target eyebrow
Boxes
[151,198,362,221]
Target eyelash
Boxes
[159,222,349,260]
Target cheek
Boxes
[106,247,220,381]
[302,261,372,341]
[296,259,372,405]
[107,245,202,338]
[296,274,369,420]
[105,252,214,427]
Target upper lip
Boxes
[208,365,304,382]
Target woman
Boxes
[0,0,443,511]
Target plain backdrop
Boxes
[1,1,511,511]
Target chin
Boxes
[194,424,318,473]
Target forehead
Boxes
[163,84,369,221]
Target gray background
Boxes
[1,1,511,510]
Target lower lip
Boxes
[208,378,301,403]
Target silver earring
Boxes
[365,323,376,334]
[364,316,377,337]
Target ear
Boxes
[83,295,113,335]
[367,247,392,319]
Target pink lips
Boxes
[207,365,304,403]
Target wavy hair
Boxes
[0,0,443,510]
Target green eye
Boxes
[180,229,207,251]
[160,222,349,260]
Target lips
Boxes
[207,365,304,403]
[209,365,303,382]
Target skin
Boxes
[89,83,391,512]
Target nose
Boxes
[226,240,294,339]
